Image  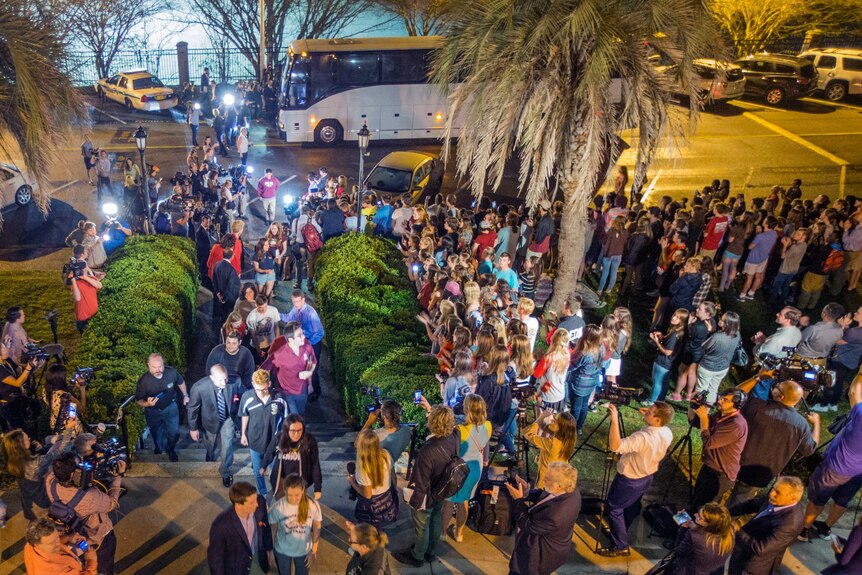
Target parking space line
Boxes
[742,112,850,166]
[640,168,663,203]
[801,97,862,112]
[730,100,788,113]
[840,165,847,198]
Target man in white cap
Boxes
[527,199,555,280]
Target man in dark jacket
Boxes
[729,476,805,575]
[669,258,704,313]
[240,370,287,496]
[207,481,273,575]
[507,461,581,575]
[195,214,214,288]
[212,247,240,329]
[527,199,555,279]
[318,199,346,241]
[188,364,241,487]
[392,405,459,568]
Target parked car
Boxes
[799,48,862,102]
[94,71,178,112]
[363,151,444,205]
[657,59,746,104]
[0,162,37,208]
[734,54,818,105]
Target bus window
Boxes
[310,53,337,103]
[285,55,308,108]
[381,51,429,84]
[336,53,380,86]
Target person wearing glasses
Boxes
[267,321,317,417]
[270,414,322,502]
[345,521,390,575]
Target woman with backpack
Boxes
[349,430,397,530]
[444,394,491,543]
[268,473,323,575]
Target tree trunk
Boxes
[547,173,590,312]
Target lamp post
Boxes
[356,122,370,233]
[134,126,150,234]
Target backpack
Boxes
[48,481,87,535]
[301,221,323,253]
[822,247,845,273]
[429,445,469,502]
[154,212,171,234]
[467,481,515,535]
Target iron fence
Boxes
[64,48,274,87]
[764,34,862,55]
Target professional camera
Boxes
[512,380,536,402]
[63,258,87,286]
[80,437,128,488]
[360,386,382,413]
[690,390,711,408]
[21,342,50,363]
[170,171,188,186]
[72,367,100,388]
[595,383,644,405]
[757,353,834,392]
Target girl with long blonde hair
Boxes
[535,327,571,411]
[348,429,397,529]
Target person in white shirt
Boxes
[245,296,281,357]
[236,127,250,166]
[597,401,675,557]
[752,306,803,360]
[392,193,414,238]
[518,298,539,351]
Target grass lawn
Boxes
[530,271,862,500]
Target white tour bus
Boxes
[278,36,462,145]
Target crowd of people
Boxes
[10,103,862,575]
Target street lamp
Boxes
[356,122,370,233]
[134,125,150,234]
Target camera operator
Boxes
[99,215,132,256]
[24,517,98,575]
[356,399,412,467]
[729,375,819,506]
[751,306,802,360]
[2,306,35,364]
[165,182,192,237]
[505,461,581,575]
[597,401,674,557]
[45,365,86,435]
[2,419,76,520]
[67,246,103,334]
[134,353,189,462]
[688,388,749,512]
[794,302,844,365]
[391,404,459,568]
[0,336,43,431]
[801,372,862,541]
[45,451,125,575]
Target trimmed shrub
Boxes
[315,234,438,425]
[70,235,198,446]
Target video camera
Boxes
[690,389,710,409]
[360,386,382,413]
[595,383,644,405]
[79,436,128,488]
[72,367,100,388]
[63,258,87,286]
[169,171,188,186]
[21,342,50,363]
[757,353,834,392]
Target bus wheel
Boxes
[314,120,343,146]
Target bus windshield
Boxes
[285,55,309,108]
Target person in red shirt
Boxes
[68,246,102,334]
[471,220,498,259]
[700,203,731,262]
[266,321,316,417]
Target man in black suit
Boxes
[207,481,273,575]
[212,246,240,330]
[729,475,805,575]
[506,461,582,575]
[188,364,240,487]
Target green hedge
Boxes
[70,235,198,446]
[315,234,439,425]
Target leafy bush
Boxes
[315,234,438,425]
[70,236,198,445]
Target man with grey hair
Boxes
[506,461,581,575]
[729,476,805,575]
[134,353,188,462]
[188,363,241,487]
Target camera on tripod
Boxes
[21,342,50,363]
[511,381,536,402]
[595,383,643,405]
[690,390,710,408]
[360,386,382,413]
[757,353,834,392]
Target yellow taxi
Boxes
[363,151,444,205]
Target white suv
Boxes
[799,48,862,102]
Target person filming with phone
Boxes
[666,502,735,575]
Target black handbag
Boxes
[644,551,674,575]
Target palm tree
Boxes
[0,0,87,218]
[432,0,727,308]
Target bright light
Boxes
[223,94,235,106]
[102,232,111,241]
[435,113,443,121]
[284,194,293,204]
[194,102,200,110]
[246,166,254,174]
[310,117,316,124]
[102,202,118,216]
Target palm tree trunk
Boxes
[548,172,591,311]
